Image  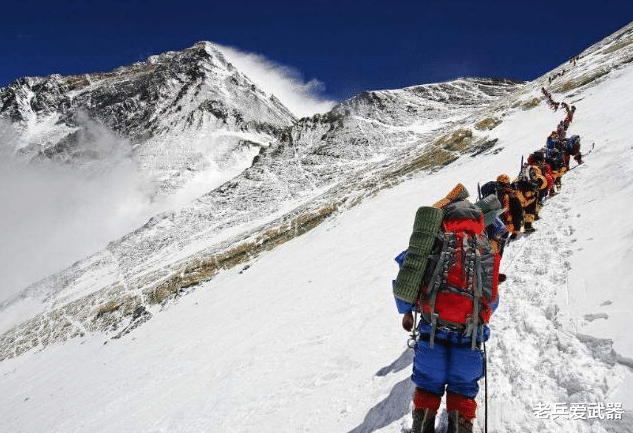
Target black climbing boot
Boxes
[446,410,473,433]
[411,408,436,433]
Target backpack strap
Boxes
[471,248,484,349]
[461,237,480,349]
[461,234,469,283]
[425,233,452,348]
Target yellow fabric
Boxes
[532,166,548,191]
[513,190,529,207]
[497,174,510,184]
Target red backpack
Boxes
[417,200,500,348]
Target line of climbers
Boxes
[548,68,569,84]
[541,87,576,116]
[483,98,582,239]
[391,102,583,433]
[547,54,580,83]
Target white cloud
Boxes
[212,44,337,118]
[0,48,338,301]
[0,120,156,302]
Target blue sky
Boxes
[2,0,632,101]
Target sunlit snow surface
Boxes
[2,28,633,433]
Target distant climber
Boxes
[514,160,547,233]
[529,150,554,199]
[562,135,583,167]
[546,130,562,151]
[541,87,560,111]
[563,103,576,126]
[544,147,566,192]
[495,174,524,239]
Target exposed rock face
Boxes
[0,42,296,194]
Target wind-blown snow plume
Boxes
[213,43,337,117]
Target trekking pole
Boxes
[484,339,488,433]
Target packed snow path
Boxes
[482,170,632,433]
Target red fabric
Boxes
[414,388,442,411]
[445,232,466,288]
[419,230,500,326]
[424,293,473,324]
[545,173,554,192]
[442,216,484,235]
[543,163,553,178]
[446,392,477,420]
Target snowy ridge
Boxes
[0,42,296,196]
[340,77,522,127]
[545,22,633,95]
[2,21,633,433]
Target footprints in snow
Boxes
[487,186,630,430]
[583,312,609,322]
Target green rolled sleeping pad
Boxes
[393,206,445,304]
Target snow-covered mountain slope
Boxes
[0,41,296,196]
[0,43,522,301]
[1,21,633,433]
[0,67,523,340]
[343,77,522,126]
[0,41,300,299]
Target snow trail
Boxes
[481,163,631,432]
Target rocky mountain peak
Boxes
[1,41,297,195]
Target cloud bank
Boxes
[0,120,157,303]
[213,44,337,118]
[0,47,338,302]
